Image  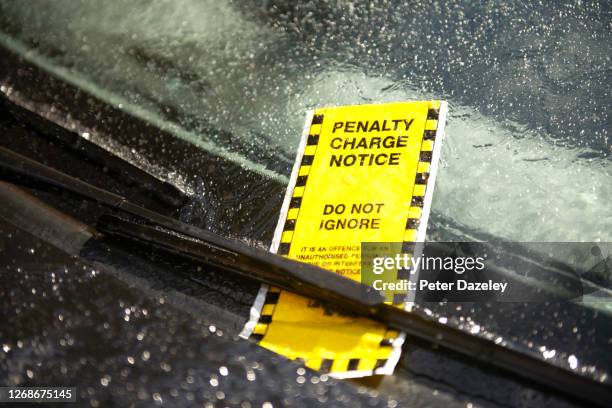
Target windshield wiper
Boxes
[0,145,383,311]
[0,145,610,407]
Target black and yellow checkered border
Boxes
[297,328,401,374]
[277,113,324,256]
[250,287,281,341]
[393,102,440,306]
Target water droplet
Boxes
[568,354,578,369]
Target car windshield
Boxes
[0,0,610,383]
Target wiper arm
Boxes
[0,145,610,407]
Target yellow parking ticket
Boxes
[240,101,448,378]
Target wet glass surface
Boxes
[0,0,610,401]
[0,0,609,244]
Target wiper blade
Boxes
[0,145,383,311]
[0,145,610,406]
